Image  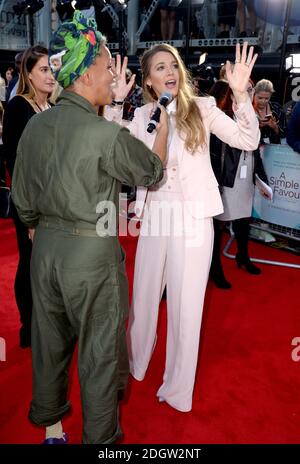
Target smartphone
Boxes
[261,113,273,121]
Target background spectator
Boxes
[159,0,177,40]
[2,45,55,348]
[217,0,237,38]
[283,99,297,127]
[5,67,14,86]
[122,69,144,121]
[237,0,257,37]
[0,101,5,186]
[0,74,5,105]
[254,79,286,144]
[209,79,269,289]
[6,52,24,102]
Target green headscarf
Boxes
[49,10,103,89]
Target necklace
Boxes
[34,101,50,112]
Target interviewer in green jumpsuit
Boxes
[11,11,167,444]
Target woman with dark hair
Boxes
[209,79,270,289]
[5,67,14,87]
[2,45,55,347]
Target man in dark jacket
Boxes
[6,51,23,102]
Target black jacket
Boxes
[2,96,36,177]
[210,134,268,188]
[259,101,286,145]
[287,101,300,153]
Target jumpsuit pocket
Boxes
[111,246,128,321]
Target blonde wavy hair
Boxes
[17,45,51,100]
[140,44,206,152]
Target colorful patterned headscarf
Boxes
[49,10,103,89]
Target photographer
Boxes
[192,55,216,96]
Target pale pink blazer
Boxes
[105,97,260,219]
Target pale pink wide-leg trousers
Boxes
[127,190,214,412]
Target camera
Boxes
[192,54,216,95]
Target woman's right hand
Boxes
[152,104,169,164]
[155,104,169,134]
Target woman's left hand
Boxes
[226,42,258,103]
[112,54,136,102]
[258,188,272,200]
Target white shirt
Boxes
[151,98,182,192]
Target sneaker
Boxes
[43,433,68,444]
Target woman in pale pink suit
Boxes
[106,42,260,412]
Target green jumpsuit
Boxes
[12,90,163,444]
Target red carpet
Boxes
[0,218,300,444]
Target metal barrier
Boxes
[223,223,300,269]
[223,144,300,269]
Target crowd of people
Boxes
[101,0,292,43]
[0,7,298,445]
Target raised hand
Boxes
[112,54,136,101]
[226,42,258,103]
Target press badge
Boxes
[240,165,247,179]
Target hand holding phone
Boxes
[261,113,273,122]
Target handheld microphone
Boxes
[147,92,172,133]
